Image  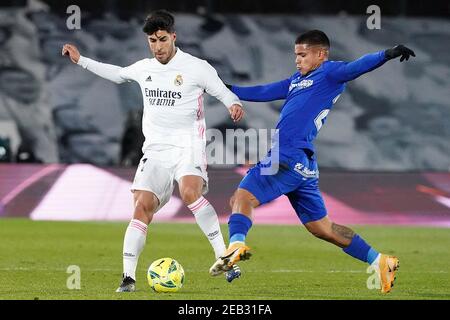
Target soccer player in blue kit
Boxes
[209,30,415,293]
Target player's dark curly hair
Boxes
[142,10,175,35]
[295,30,330,48]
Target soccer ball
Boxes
[147,257,185,293]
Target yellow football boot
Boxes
[209,242,251,276]
[379,254,400,293]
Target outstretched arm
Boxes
[200,61,244,122]
[229,78,291,102]
[328,45,415,83]
[62,44,131,84]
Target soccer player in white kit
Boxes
[62,10,245,292]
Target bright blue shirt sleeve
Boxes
[231,78,291,102]
[327,50,387,83]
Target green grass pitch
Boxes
[0,219,449,300]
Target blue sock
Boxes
[343,235,379,264]
[228,213,252,244]
[367,248,380,264]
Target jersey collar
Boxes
[302,63,324,79]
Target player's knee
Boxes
[133,194,158,221]
[180,187,201,205]
[232,189,259,210]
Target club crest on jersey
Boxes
[174,74,183,86]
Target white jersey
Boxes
[77,48,241,152]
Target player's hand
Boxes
[385,45,416,62]
[61,44,81,64]
[229,104,244,122]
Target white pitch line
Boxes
[0,267,447,274]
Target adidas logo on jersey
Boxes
[146,75,152,81]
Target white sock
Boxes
[122,219,148,280]
[188,196,226,259]
[371,254,381,267]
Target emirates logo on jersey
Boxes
[174,74,183,86]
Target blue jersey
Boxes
[231,50,387,155]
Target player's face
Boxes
[295,44,327,76]
[148,30,177,64]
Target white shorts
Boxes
[131,144,208,212]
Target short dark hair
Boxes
[142,10,175,35]
[295,30,330,48]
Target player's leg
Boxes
[303,216,399,293]
[303,215,376,251]
[117,153,174,292]
[209,160,297,275]
[178,175,226,260]
[175,143,242,283]
[288,181,399,293]
[209,188,258,276]
[226,187,259,256]
[175,142,230,260]
[285,149,398,293]
[117,190,159,292]
[178,174,242,282]
[228,188,260,250]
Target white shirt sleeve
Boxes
[199,61,242,109]
[77,56,138,84]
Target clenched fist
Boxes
[229,104,245,122]
[61,44,81,64]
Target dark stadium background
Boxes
[2,0,450,16]
[0,0,449,224]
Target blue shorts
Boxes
[239,149,327,224]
